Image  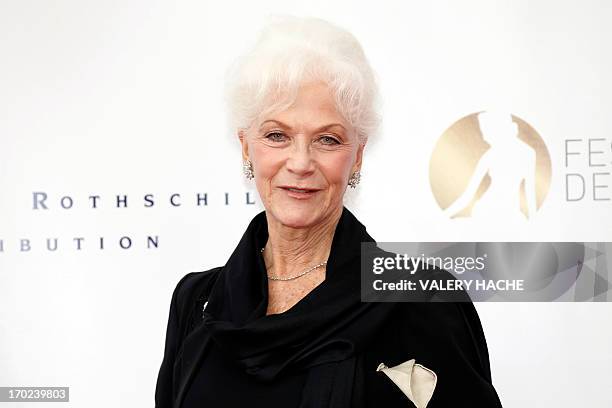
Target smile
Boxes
[279,186,321,199]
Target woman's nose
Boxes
[286,141,315,175]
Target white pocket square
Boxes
[376,359,437,408]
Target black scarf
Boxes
[198,206,400,407]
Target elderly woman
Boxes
[155,16,502,408]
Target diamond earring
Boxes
[243,160,254,180]
[348,170,361,188]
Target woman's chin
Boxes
[269,205,323,229]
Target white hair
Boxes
[224,15,381,144]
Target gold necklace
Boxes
[260,247,327,281]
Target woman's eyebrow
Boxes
[259,120,289,130]
[259,120,346,132]
[316,123,346,133]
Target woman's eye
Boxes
[319,135,340,145]
[265,132,286,142]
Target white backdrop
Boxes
[1,1,611,407]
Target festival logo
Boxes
[429,111,552,220]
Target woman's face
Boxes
[240,81,364,229]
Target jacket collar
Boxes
[174,206,398,408]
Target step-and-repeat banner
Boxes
[1,1,611,407]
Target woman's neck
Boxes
[262,206,343,279]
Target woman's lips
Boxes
[279,186,321,199]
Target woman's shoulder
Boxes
[172,267,222,302]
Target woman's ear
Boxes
[353,142,366,172]
[238,129,249,161]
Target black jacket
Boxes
[155,207,503,407]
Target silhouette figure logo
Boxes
[430,111,552,220]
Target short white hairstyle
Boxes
[224,15,381,144]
